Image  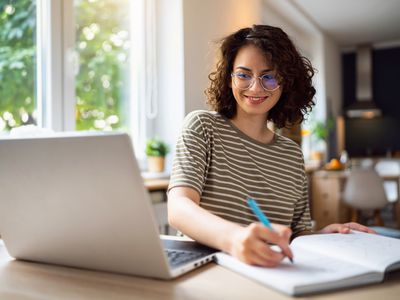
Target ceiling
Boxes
[291,0,400,47]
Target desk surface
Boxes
[143,177,169,192]
[314,169,400,179]
[1,241,400,300]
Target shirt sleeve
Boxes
[290,161,313,238]
[168,111,211,196]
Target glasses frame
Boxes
[231,72,280,92]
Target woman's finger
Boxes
[248,249,283,267]
[253,223,293,260]
[338,224,351,234]
[345,222,376,234]
[252,239,285,263]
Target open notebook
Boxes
[215,231,400,296]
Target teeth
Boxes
[248,97,265,101]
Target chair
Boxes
[375,160,400,203]
[342,168,389,226]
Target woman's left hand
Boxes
[318,222,376,234]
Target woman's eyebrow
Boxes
[234,66,273,73]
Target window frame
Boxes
[36,0,75,131]
[36,0,156,162]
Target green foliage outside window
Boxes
[0,0,36,131]
[75,0,130,131]
[0,0,130,132]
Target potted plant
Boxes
[310,119,334,164]
[145,137,169,172]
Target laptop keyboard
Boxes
[165,249,205,267]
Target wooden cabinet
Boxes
[311,171,350,230]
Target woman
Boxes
[167,24,374,267]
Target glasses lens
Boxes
[261,75,278,91]
[232,73,252,90]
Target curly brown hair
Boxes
[205,24,315,128]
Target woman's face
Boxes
[231,44,282,119]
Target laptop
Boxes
[0,132,217,279]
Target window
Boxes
[0,0,37,131]
[74,0,131,132]
[1,0,156,161]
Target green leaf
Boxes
[311,119,334,141]
[145,138,169,157]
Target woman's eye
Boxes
[262,74,275,80]
[237,73,251,79]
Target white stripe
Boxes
[201,202,294,223]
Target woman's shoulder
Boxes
[274,133,303,156]
[185,109,220,120]
[182,110,222,128]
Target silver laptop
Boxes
[0,132,216,279]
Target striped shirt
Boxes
[168,110,312,237]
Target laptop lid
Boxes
[0,132,214,278]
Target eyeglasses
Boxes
[231,72,280,92]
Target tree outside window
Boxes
[0,0,36,131]
[74,0,130,131]
[0,0,131,133]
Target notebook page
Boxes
[215,246,378,296]
[291,231,400,272]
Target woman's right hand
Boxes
[228,223,293,267]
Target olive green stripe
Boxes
[203,177,301,200]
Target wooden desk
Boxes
[144,178,170,192]
[1,241,400,300]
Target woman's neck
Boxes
[230,113,274,144]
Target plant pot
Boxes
[311,150,325,167]
[147,156,165,173]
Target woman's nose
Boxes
[249,77,264,92]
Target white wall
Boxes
[322,34,342,157]
[155,0,185,170]
[323,35,342,117]
[182,0,263,115]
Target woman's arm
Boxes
[168,186,293,267]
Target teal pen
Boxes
[246,197,293,263]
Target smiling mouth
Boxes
[245,96,268,104]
